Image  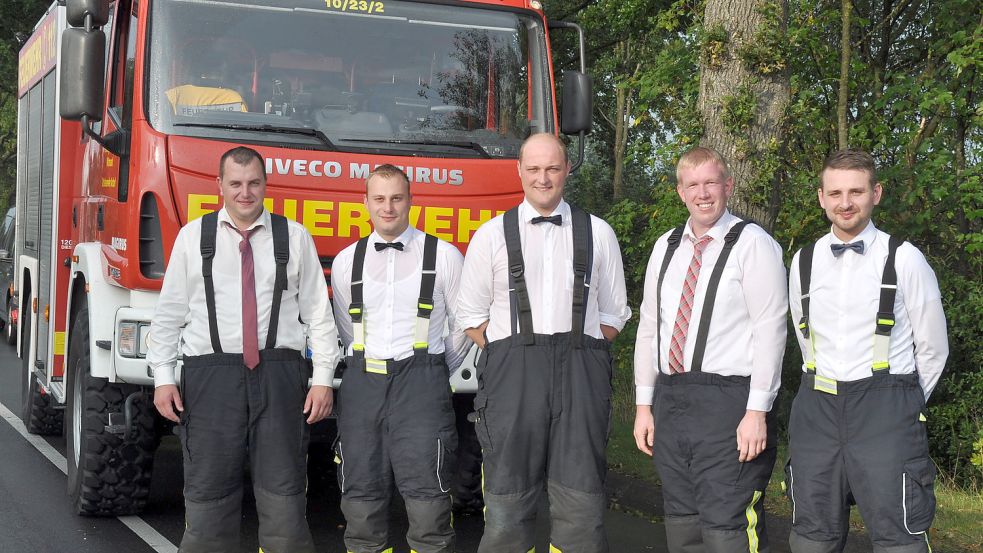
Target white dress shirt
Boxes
[457,199,631,341]
[148,208,341,387]
[331,226,471,371]
[633,211,787,412]
[789,221,948,398]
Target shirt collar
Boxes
[683,210,737,243]
[368,225,420,247]
[829,220,878,254]
[217,207,269,233]
[519,198,570,224]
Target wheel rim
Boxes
[72,365,83,467]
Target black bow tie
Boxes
[830,241,864,257]
[531,215,562,226]
[375,241,404,252]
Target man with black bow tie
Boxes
[786,150,948,553]
[457,133,631,553]
[330,164,470,553]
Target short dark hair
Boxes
[820,149,877,188]
[366,164,411,193]
[219,146,265,179]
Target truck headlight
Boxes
[118,321,150,358]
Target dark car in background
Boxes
[0,206,17,345]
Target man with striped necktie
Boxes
[633,146,788,553]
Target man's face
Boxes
[365,174,412,241]
[218,158,266,228]
[676,161,733,237]
[818,168,881,241]
[518,137,569,216]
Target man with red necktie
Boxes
[148,146,340,553]
[633,146,787,553]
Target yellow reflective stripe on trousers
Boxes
[365,358,388,374]
[550,544,563,552]
[745,490,763,553]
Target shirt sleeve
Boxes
[788,250,808,371]
[633,237,667,405]
[898,245,948,399]
[296,228,341,387]
[456,224,496,331]
[594,220,631,331]
[147,227,192,388]
[441,246,472,372]
[741,232,788,412]
[330,250,354,351]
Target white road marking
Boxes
[0,401,179,553]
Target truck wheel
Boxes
[66,309,157,516]
[6,304,16,346]
[19,293,62,436]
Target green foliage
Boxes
[720,83,757,137]
[701,25,729,70]
[737,0,788,75]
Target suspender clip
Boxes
[797,316,810,339]
[509,262,524,279]
[349,302,364,323]
[417,298,434,319]
[875,311,895,336]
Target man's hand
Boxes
[465,321,489,349]
[633,405,655,456]
[304,385,334,424]
[600,324,619,342]
[736,409,767,462]
[154,384,184,423]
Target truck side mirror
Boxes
[66,0,111,28]
[59,28,105,123]
[560,71,592,136]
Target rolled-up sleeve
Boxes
[441,246,472,372]
[595,220,631,331]
[297,229,341,386]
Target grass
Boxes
[606,364,983,552]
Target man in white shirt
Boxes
[458,133,631,553]
[633,146,787,553]
[786,150,948,553]
[148,147,339,553]
[331,164,469,553]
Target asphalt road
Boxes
[0,342,669,553]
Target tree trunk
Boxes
[698,0,791,232]
[838,0,852,149]
[613,83,626,201]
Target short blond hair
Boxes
[676,146,731,183]
[366,164,411,193]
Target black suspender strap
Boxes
[872,235,903,372]
[655,225,685,373]
[503,208,535,344]
[349,237,369,358]
[689,221,750,373]
[199,212,223,354]
[570,205,593,348]
[415,234,439,354]
[265,213,289,350]
[797,243,816,373]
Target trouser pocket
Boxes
[334,437,346,494]
[902,457,936,534]
[437,430,458,494]
[783,459,795,523]
[472,396,493,452]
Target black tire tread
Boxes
[24,376,64,435]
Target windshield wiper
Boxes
[341,138,492,158]
[174,122,336,151]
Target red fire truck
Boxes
[15,0,590,516]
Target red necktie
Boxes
[236,227,260,369]
[668,235,713,374]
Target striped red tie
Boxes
[668,235,713,374]
[236,227,260,369]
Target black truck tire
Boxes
[66,309,157,516]
[20,292,63,436]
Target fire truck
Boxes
[15,0,590,516]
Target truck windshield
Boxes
[147,0,553,159]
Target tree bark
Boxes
[698,0,791,231]
[838,0,852,149]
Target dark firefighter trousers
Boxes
[334,353,457,553]
[474,332,613,553]
[652,372,777,553]
[177,349,315,553]
[786,373,936,553]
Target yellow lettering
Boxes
[457,208,494,243]
[282,199,298,221]
[263,198,275,212]
[409,206,423,227]
[338,202,371,238]
[303,200,335,237]
[101,178,117,188]
[424,207,455,241]
[188,194,220,221]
